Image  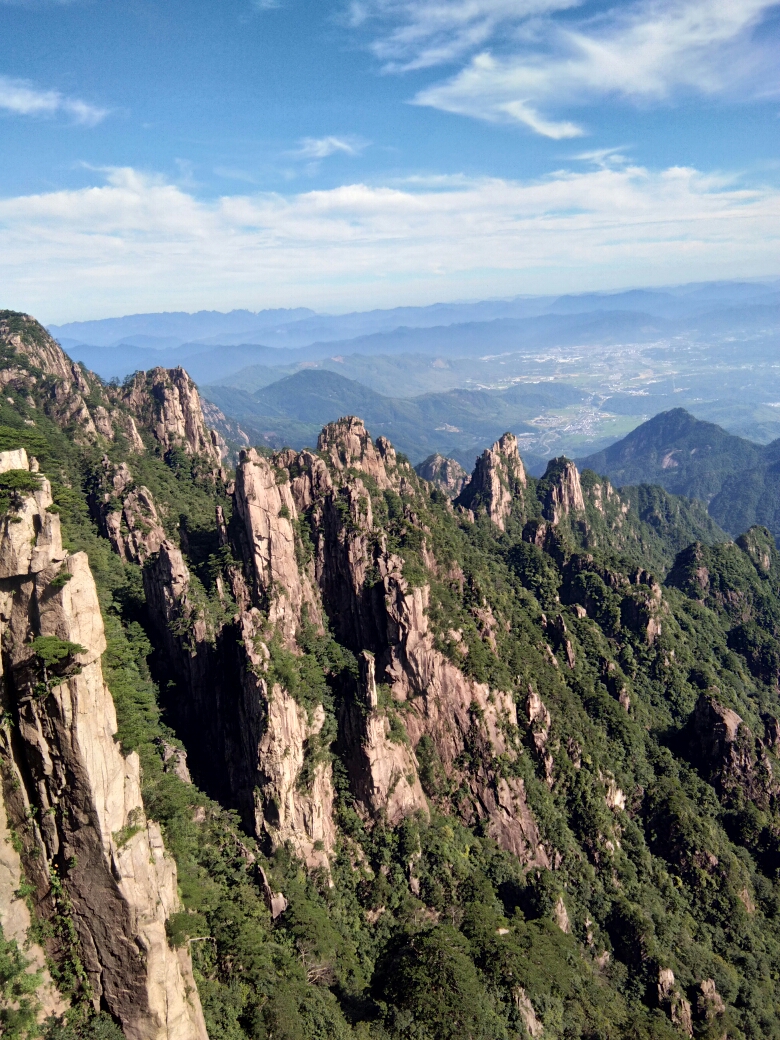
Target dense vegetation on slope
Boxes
[5,311,780,1039]
[580,408,780,539]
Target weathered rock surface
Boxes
[233,448,322,640]
[128,418,546,873]
[305,435,547,864]
[657,967,693,1036]
[0,450,206,1039]
[414,453,468,498]
[541,457,586,524]
[142,534,338,869]
[513,987,544,1038]
[340,651,428,826]
[689,693,777,806]
[122,367,224,464]
[456,433,526,530]
[317,416,401,489]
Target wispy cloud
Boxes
[292,135,369,159]
[0,74,107,125]
[417,0,780,135]
[355,0,780,136]
[349,0,580,71]
[2,163,779,320]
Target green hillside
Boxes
[580,408,780,538]
[204,368,582,471]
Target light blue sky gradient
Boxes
[1,0,779,320]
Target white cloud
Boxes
[292,136,368,159]
[349,0,580,71]
[1,163,779,321]
[419,0,779,132]
[0,74,107,125]
[357,0,780,135]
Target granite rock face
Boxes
[233,448,323,642]
[122,367,225,465]
[129,417,547,872]
[414,453,468,498]
[456,433,526,530]
[541,457,586,524]
[0,449,207,1040]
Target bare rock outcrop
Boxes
[122,366,224,464]
[0,450,206,1039]
[415,453,468,498]
[513,987,544,1037]
[317,416,400,489]
[340,651,428,826]
[657,967,693,1036]
[526,687,554,786]
[0,311,74,382]
[0,313,115,444]
[456,433,526,530]
[689,693,777,806]
[233,448,323,641]
[89,457,167,564]
[541,457,585,524]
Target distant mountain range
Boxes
[203,368,586,471]
[50,280,780,387]
[579,408,780,539]
[45,278,780,471]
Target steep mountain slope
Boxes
[7,310,780,1040]
[579,408,780,538]
[579,408,763,501]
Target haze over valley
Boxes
[53,278,780,472]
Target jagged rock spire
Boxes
[456,432,526,530]
[540,456,585,523]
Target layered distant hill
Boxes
[202,368,586,472]
[580,408,780,538]
[51,280,780,464]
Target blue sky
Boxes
[1,0,779,321]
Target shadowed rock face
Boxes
[124,417,548,871]
[0,450,206,1040]
[689,692,779,807]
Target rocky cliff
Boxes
[126,417,548,872]
[414,453,467,498]
[0,448,206,1038]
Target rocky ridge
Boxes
[413,453,467,498]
